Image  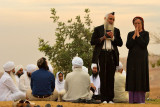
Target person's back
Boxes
[63,68,91,101]
[31,68,55,96]
[114,71,128,103]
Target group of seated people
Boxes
[0,56,128,103]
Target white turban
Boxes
[26,64,37,73]
[15,65,23,74]
[116,62,123,70]
[72,57,83,68]
[3,61,15,71]
[82,66,88,73]
[91,63,97,70]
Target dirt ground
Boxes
[0,101,160,107]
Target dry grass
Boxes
[1,101,160,107]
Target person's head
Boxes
[116,62,123,73]
[37,57,49,70]
[15,65,24,77]
[72,56,83,69]
[91,64,98,78]
[104,12,115,25]
[133,16,144,31]
[3,61,15,74]
[58,72,64,82]
[26,64,37,78]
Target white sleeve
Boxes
[19,76,27,92]
[4,78,19,93]
[90,76,93,83]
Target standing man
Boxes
[90,12,123,103]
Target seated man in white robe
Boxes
[90,64,101,100]
[19,64,37,94]
[113,62,129,103]
[15,65,24,86]
[55,71,65,101]
[0,61,25,101]
[63,57,93,101]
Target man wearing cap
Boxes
[114,62,128,103]
[15,65,24,85]
[0,61,25,101]
[91,12,123,103]
[63,57,93,101]
[19,64,37,94]
[90,64,101,100]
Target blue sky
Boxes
[0,0,160,71]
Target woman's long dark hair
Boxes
[37,57,49,70]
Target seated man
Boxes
[113,62,129,103]
[0,61,25,101]
[15,65,24,85]
[90,64,101,100]
[63,57,93,101]
[19,64,37,94]
[55,71,66,101]
[26,57,58,101]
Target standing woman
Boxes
[126,16,150,104]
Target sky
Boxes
[0,0,160,71]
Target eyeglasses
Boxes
[109,18,115,21]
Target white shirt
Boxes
[90,75,100,95]
[19,72,31,93]
[0,72,25,101]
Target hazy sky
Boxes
[0,0,160,71]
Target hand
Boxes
[100,35,107,41]
[136,26,140,37]
[106,31,114,38]
[90,83,96,90]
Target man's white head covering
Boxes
[116,62,123,70]
[82,66,88,73]
[91,63,97,70]
[26,64,37,73]
[3,61,15,71]
[15,65,23,74]
[72,57,83,68]
[48,64,53,73]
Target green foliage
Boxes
[156,59,160,67]
[38,8,93,75]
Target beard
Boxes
[104,20,114,33]
[92,71,99,78]
[17,73,23,78]
[10,71,17,85]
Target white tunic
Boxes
[114,71,129,103]
[90,75,100,95]
[63,68,93,101]
[0,72,25,101]
[19,72,31,93]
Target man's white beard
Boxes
[104,20,114,34]
[10,71,17,86]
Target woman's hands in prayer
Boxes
[132,26,140,39]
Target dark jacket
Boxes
[31,68,55,96]
[90,25,123,66]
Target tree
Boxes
[38,8,93,75]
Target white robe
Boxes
[113,71,129,103]
[19,72,31,93]
[0,72,25,101]
[90,75,100,95]
[55,72,65,92]
[15,75,19,86]
[63,68,93,101]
